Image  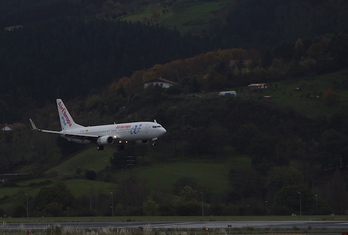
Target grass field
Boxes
[242,68,348,119]
[2,215,347,223]
[118,0,235,34]
[0,155,245,203]
[47,147,114,175]
[124,162,231,197]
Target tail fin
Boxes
[29,119,38,130]
[56,99,84,130]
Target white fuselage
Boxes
[31,99,167,150]
[61,121,166,142]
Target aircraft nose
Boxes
[160,127,167,136]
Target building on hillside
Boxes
[1,123,25,131]
[143,77,177,89]
[4,25,23,31]
[248,83,267,90]
[0,173,31,183]
[219,91,237,97]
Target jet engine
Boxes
[135,140,149,145]
[97,136,115,145]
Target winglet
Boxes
[29,119,38,130]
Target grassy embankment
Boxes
[2,215,347,223]
[2,69,348,212]
[118,0,235,34]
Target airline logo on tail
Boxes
[58,101,72,128]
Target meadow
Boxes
[1,69,348,217]
[118,0,234,34]
[260,69,348,119]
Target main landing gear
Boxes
[118,144,125,151]
[97,145,104,151]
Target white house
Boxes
[219,91,237,97]
[4,25,23,31]
[248,83,267,90]
[143,77,177,89]
[1,123,25,131]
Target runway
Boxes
[1,220,348,231]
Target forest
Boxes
[0,0,348,217]
[0,18,213,121]
[217,0,348,49]
[1,42,348,216]
[1,0,348,120]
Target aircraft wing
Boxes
[30,119,99,137]
[61,133,99,138]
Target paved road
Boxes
[1,220,348,231]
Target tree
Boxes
[233,123,261,154]
[115,178,150,215]
[265,166,303,204]
[321,172,347,214]
[180,186,198,202]
[85,169,97,180]
[34,182,74,217]
[322,88,339,105]
[143,197,160,216]
[227,166,265,202]
[273,184,314,215]
[182,125,211,157]
[174,186,200,216]
[319,129,348,171]
[110,152,128,169]
[247,133,277,173]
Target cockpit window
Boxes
[152,125,161,128]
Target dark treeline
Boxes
[213,0,348,49]
[1,0,348,121]
[0,0,106,28]
[115,33,348,98]
[0,17,212,120]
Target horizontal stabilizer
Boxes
[29,118,62,134]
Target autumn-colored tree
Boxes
[323,88,339,104]
[151,11,161,23]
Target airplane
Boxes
[30,99,167,150]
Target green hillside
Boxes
[1,0,348,218]
[1,68,348,217]
[119,0,234,34]
[244,68,348,119]
[47,148,115,175]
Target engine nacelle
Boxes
[97,136,114,145]
[135,140,149,145]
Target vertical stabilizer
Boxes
[56,99,84,130]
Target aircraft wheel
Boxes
[97,145,104,151]
[118,144,125,151]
